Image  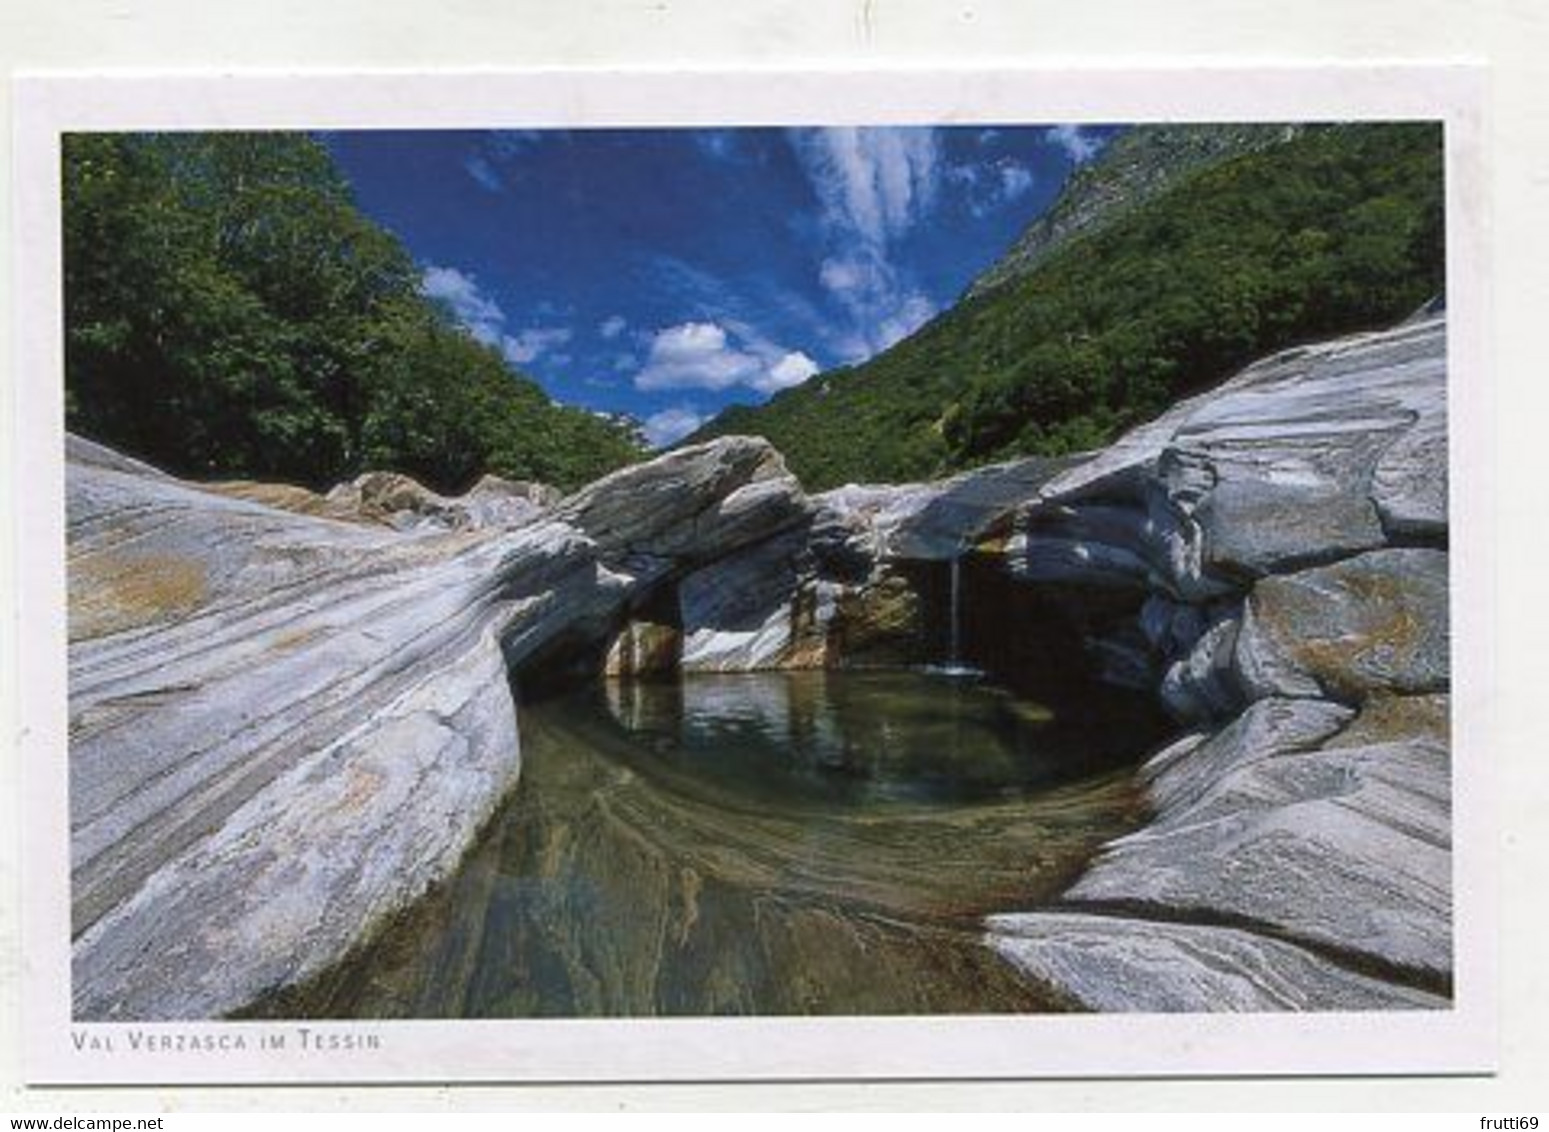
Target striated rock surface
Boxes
[68,434,804,1019]
[987,913,1448,1012]
[979,313,1452,1010]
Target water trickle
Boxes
[950,554,962,664]
[929,552,981,679]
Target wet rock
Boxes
[603,617,681,677]
[828,573,927,667]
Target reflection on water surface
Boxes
[254,670,1157,1018]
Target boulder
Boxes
[558,436,809,563]
[1158,615,1243,722]
[677,525,813,672]
[325,470,461,530]
[458,473,561,529]
[1233,548,1450,703]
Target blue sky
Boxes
[324,124,1116,446]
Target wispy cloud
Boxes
[999,163,1035,200]
[422,265,505,343]
[694,130,738,162]
[1046,124,1104,165]
[598,314,628,340]
[945,158,1036,217]
[465,155,503,193]
[787,127,941,248]
[463,130,547,193]
[786,127,946,364]
[815,250,936,360]
[421,264,571,368]
[641,405,707,448]
[634,320,818,396]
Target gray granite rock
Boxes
[1234,548,1450,703]
[1194,479,1387,580]
[1063,695,1451,980]
[1021,315,1447,598]
[67,434,813,1020]
[986,913,1448,1012]
[1158,615,1244,722]
[676,525,812,672]
[886,455,1077,560]
[559,435,809,563]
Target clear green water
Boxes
[258,669,1153,1018]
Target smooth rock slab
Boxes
[986,912,1448,1011]
[1065,695,1452,979]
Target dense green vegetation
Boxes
[63,133,642,493]
[697,123,1445,491]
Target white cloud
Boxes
[999,163,1035,200]
[785,128,947,366]
[598,315,628,339]
[635,322,751,392]
[818,256,875,298]
[421,265,505,344]
[633,321,820,396]
[421,264,572,368]
[814,251,937,360]
[1046,124,1103,165]
[754,351,819,395]
[787,127,941,247]
[465,155,504,193]
[500,327,572,366]
[641,406,706,448]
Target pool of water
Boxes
[254,669,1158,1018]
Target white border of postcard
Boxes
[12,64,1494,1085]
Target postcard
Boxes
[12,65,1493,1084]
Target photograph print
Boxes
[59,116,1452,1029]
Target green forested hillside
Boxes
[63,133,642,493]
[695,123,1444,491]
